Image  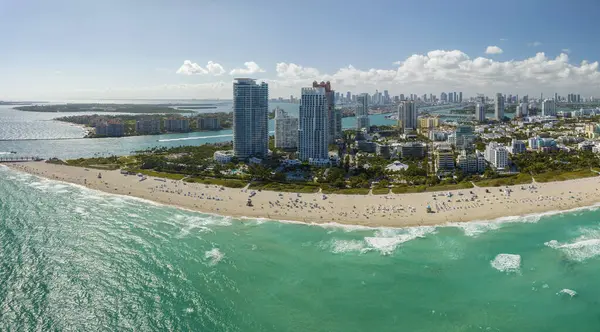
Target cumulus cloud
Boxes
[176,60,225,76]
[270,50,600,96]
[528,41,542,47]
[229,61,265,75]
[562,48,571,53]
[485,46,503,54]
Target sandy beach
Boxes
[7,161,600,227]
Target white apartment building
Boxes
[542,99,556,117]
[274,108,299,149]
[233,78,269,159]
[484,142,509,170]
[457,150,486,174]
[298,87,329,162]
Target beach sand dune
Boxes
[7,162,600,227]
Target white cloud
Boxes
[485,46,503,54]
[176,60,225,76]
[270,50,600,97]
[562,48,571,53]
[528,41,542,47]
[229,61,265,75]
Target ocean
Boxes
[1,165,599,331]
[1,101,599,331]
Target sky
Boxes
[1,0,600,100]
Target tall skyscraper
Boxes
[399,100,418,133]
[541,99,556,116]
[312,81,338,143]
[356,93,370,131]
[494,93,504,121]
[233,78,268,159]
[346,91,351,102]
[448,92,454,103]
[459,92,463,103]
[517,103,528,117]
[476,103,486,123]
[440,92,447,102]
[274,107,298,149]
[298,87,329,162]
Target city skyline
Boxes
[2,0,600,100]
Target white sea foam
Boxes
[448,203,600,237]
[330,239,370,254]
[204,248,224,265]
[545,237,600,261]
[490,254,521,273]
[557,289,577,297]
[364,226,436,255]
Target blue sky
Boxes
[1,0,599,100]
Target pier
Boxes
[0,156,43,163]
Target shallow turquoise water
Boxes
[1,165,599,331]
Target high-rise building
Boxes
[458,92,463,103]
[400,94,405,101]
[494,93,504,120]
[399,100,418,133]
[356,93,370,131]
[554,92,558,101]
[484,142,509,170]
[298,87,329,162]
[136,118,161,134]
[384,90,390,104]
[346,91,351,102]
[448,92,454,103]
[541,99,556,116]
[523,95,529,103]
[517,103,528,117]
[164,118,190,132]
[198,117,221,130]
[274,107,298,149]
[312,81,337,143]
[440,92,447,102]
[233,78,269,159]
[476,103,486,123]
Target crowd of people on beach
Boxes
[7,162,600,226]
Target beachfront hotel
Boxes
[233,78,269,159]
[298,86,329,163]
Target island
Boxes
[55,112,232,138]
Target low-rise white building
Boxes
[214,150,234,164]
[457,150,486,174]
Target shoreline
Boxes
[6,161,600,228]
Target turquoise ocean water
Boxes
[1,165,599,331]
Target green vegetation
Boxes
[372,187,391,195]
[185,177,247,188]
[321,187,370,195]
[249,182,320,193]
[55,112,232,137]
[474,173,532,187]
[392,182,473,194]
[15,103,194,113]
[534,170,598,183]
[130,169,187,180]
